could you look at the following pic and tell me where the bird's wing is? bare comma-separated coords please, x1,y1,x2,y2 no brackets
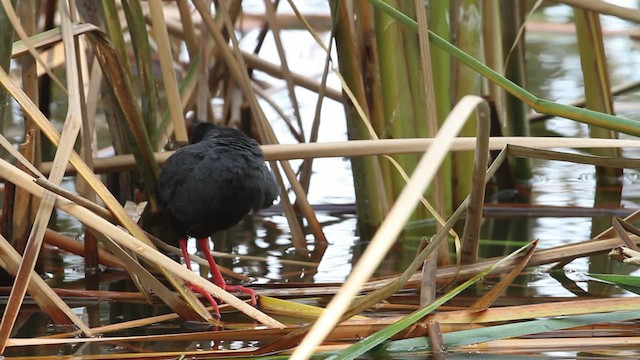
157,148,207,205
258,163,279,210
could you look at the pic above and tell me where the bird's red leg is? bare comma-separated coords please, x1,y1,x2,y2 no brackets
197,237,257,306
180,238,220,318
179,238,193,271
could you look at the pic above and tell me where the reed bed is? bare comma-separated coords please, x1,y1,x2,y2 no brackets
0,1,638,359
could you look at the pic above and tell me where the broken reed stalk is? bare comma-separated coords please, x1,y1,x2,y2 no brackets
459,100,491,264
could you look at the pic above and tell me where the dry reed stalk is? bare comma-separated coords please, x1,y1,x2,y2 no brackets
285,0,336,210
430,297,640,324
195,1,211,122
43,303,228,339
267,162,309,249
611,217,640,252
176,0,198,58
72,11,99,277
211,251,319,268
424,234,640,286
148,0,187,143
14,320,467,349
251,82,302,139
264,137,640,159
595,211,640,240
414,0,447,303
13,0,39,251
12,132,35,247
40,136,640,175
459,102,491,264
459,336,640,352
263,0,304,137
84,59,103,131
50,288,149,300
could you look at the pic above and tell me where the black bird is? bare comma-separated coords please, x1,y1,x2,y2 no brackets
158,123,278,313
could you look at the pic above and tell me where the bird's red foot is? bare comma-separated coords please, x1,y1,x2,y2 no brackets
186,283,221,319
195,237,258,307
222,284,257,307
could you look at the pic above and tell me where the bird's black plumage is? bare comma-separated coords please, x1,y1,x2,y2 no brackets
158,123,279,239
156,123,277,312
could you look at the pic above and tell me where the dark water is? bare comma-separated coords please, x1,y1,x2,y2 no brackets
3,1,640,358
